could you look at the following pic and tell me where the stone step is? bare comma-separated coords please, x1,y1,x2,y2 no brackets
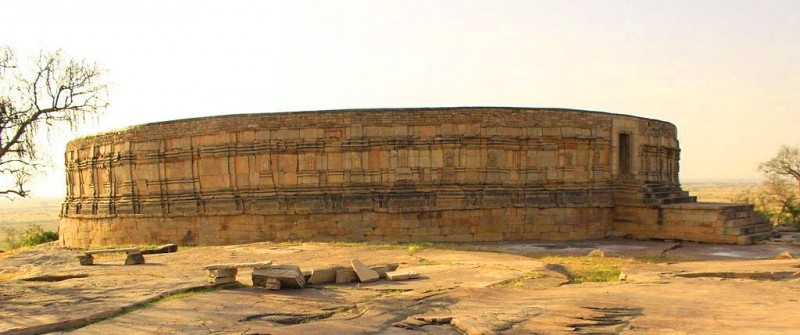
722,211,762,220
644,191,690,199
659,196,697,205
723,216,769,228
613,215,639,223
645,186,684,194
720,204,756,215
723,223,773,236
735,232,772,245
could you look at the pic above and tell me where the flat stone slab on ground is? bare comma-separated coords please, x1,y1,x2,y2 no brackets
6,240,800,335
367,263,401,279
142,244,178,255
202,261,272,270
352,259,380,283
209,276,237,285
386,270,419,281
207,268,238,278
252,267,305,289
85,248,140,255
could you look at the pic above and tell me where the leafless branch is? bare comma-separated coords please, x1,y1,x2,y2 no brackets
0,45,108,199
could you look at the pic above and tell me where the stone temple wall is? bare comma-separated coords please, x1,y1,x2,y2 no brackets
59,107,683,247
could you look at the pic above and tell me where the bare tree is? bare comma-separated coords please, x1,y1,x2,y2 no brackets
739,145,800,227
760,145,800,185
0,46,108,198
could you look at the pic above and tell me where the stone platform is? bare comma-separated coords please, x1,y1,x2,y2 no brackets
57,107,762,246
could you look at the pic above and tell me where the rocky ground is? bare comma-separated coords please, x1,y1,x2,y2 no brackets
1,239,799,335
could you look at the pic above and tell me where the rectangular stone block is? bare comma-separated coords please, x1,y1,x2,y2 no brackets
207,268,238,278
209,276,237,285
386,270,419,281
252,268,305,289
335,269,358,284
351,259,380,283
203,261,272,270
307,266,346,284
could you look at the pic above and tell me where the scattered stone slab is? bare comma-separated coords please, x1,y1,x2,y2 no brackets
415,315,453,323
80,248,144,266
370,265,390,278
203,261,272,285
272,264,302,273
252,266,305,289
386,270,419,281
262,277,282,290
368,263,400,278
336,269,358,284
207,268,238,285
351,259,380,283
85,247,140,255
308,266,346,284
142,244,179,255
202,261,273,270
208,269,238,278
209,276,237,285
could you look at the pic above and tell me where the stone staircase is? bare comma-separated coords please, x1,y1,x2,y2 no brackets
612,180,772,244
640,182,697,205
719,204,773,244
612,180,697,206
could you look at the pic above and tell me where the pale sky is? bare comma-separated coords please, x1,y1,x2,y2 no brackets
1,0,798,198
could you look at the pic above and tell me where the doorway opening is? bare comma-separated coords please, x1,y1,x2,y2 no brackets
618,133,632,177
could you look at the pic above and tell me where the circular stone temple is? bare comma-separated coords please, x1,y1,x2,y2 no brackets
59,107,770,247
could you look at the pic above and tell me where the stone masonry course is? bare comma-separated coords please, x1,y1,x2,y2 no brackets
58,107,770,247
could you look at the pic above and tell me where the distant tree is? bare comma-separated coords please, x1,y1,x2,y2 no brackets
759,145,800,186
737,145,800,228
0,45,108,198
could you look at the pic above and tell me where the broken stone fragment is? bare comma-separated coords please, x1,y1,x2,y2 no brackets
252,267,305,289
262,277,282,290
142,244,178,255
415,315,453,323
209,276,237,285
271,264,302,273
335,269,358,284
369,265,390,279
202,261,272,270
367,263,400,278
124,251,145,265
77,254,94,266
208,268,238,278
351,259,380,283
386,270,419,281
308,266,346,284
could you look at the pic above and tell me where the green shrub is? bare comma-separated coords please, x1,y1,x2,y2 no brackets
2,224,58,249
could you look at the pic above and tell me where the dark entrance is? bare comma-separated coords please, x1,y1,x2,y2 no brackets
618,133,632,177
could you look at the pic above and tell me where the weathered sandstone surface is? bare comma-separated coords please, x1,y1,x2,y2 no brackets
59,108,770,246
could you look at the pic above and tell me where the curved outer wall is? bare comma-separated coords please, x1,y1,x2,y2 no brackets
59,108,680,247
